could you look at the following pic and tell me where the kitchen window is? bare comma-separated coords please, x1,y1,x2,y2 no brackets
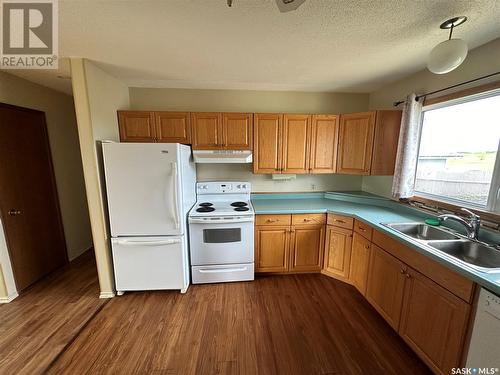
415,89,500,213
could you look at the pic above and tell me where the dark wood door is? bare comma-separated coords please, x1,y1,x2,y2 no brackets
0,104,67,291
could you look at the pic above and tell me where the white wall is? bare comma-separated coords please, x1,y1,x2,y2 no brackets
362,37,500,198
0,218,16,301
129,87,368,192
0,71,92,301
71,58,130,297
197,164,362,192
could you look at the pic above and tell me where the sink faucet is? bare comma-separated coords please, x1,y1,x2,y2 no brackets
438,208,481,240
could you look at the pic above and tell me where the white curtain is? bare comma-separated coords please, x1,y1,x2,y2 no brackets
392,93,423,199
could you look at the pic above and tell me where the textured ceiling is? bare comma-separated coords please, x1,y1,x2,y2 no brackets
8,0,500,95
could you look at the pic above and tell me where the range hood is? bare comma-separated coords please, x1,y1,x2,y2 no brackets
192,150,253,164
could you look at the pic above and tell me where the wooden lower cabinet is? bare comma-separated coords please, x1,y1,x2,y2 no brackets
289,225,325,272
366,244,406,330
323,225,352,280
255,226,290,273
349,232,371,295
399,268,471,375
255,214,325,274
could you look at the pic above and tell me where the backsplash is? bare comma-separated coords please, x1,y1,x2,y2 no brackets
196,164,362,192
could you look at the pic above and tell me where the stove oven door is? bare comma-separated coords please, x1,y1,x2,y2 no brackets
189,217,254,266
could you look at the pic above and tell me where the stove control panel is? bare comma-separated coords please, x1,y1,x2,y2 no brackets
196,181,251,195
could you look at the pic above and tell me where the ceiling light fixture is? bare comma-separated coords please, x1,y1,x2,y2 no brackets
427,16,468,75
226,0,306,13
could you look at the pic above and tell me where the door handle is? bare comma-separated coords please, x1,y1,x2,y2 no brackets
8,209,22,216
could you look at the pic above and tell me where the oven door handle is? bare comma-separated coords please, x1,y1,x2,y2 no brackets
198,267,248,273
189,217,254,224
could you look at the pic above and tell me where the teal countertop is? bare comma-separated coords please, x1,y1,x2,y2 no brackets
251,192,500,295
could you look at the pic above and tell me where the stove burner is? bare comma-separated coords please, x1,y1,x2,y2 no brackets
199,202,213,207
196,207,215,213
231,201,248,207
234,207,249,212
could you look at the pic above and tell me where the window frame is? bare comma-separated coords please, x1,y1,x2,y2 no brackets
411,81,500,217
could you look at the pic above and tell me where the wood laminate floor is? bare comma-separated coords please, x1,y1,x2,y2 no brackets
0,251,107,375
1,254,431,375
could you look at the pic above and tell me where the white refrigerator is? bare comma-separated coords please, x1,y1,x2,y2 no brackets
102,143,196,294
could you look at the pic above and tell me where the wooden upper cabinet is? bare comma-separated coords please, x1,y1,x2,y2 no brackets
289,224,325,272
399,268,470,374
255,226,290,273
222,113,253,150
309,115,339,173
371,110,402,175
349,232,371,295
118,111,156,142
191,112,222,149
281,114,311,174
253,114,282,174
337,112,376,175
323,225,352,281
366,244,407,330
154,112,191,144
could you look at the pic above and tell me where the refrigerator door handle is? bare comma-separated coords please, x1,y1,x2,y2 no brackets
171,162,180,229
115,239,181,246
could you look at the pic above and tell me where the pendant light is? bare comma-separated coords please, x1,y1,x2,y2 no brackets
427,17,468,74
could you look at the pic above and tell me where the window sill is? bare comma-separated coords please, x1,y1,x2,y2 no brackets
410,195,500,226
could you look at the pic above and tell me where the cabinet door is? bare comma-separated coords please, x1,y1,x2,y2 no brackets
323,225,352,280
222,113,253,150
191,112,222,149
281,114,311,174
255,226,290,273
337,112,376,175
118,111,156,142
289,224,324,272
366,244,406,330
253,114,282,174
154,112,191,144
309,115,339,173
370,110,402,175
399,268,470,375
349,232,371,295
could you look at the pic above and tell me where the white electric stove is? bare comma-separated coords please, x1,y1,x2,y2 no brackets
188,181,254,284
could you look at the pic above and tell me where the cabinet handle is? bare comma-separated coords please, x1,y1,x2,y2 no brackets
405,273,411,279
364,245,370,249
291,229,295,233
335,219,346,224
358,227,366,232
303,218,312,222
400,268,405,274
266,219,278,223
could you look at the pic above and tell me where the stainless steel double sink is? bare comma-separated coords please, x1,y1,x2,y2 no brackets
383,223,500,273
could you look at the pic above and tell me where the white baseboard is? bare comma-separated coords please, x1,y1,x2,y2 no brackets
99,291,115,299
0,291,19,303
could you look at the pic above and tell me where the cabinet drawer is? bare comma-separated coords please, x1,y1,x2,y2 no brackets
354,219,373,240
327,214,354,229
292,213,326,226
256,214,292,226
372,230,475,303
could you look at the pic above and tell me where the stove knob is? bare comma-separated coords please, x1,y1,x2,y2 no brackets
236,184,241,189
